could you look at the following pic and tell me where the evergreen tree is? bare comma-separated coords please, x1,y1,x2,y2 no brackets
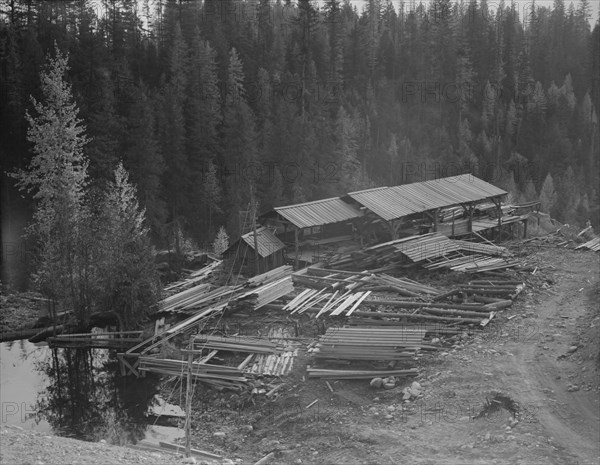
187,33,222,238
212,226,229,256
222,48,258,233
123,84,167,239
11,46,91,323
160,21,189,224
539,172,557,214
96,163,160,329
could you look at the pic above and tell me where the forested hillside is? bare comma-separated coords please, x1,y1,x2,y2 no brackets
2,0,599,249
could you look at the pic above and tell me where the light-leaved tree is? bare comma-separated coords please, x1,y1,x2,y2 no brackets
11,45,90,323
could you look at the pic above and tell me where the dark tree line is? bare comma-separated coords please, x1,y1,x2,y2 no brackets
2,0,599,251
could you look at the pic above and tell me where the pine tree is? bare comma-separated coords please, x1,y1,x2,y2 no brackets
161,21,189,223
222,48,257,229
202,159,223,237
187,33,222,238
85,75,122,181
323,0,344,85
212,226,229,256
539,173,557,214
386,133,398,185
11,45,91,323
334,106,362,191
124,84,167,238
187,33,221,162
96,163,160,329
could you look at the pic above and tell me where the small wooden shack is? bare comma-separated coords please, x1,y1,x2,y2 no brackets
224,226,286,276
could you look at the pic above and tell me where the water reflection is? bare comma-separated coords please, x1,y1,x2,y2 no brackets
33,347,161,445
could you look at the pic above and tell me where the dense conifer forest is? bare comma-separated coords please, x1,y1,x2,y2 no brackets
2,0,599,250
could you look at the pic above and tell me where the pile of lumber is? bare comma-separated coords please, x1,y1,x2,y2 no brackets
246,350,298,376
423,254,518,273
159,265,293,315
326,232,516,273
308,327,434,361
194,334,282,353
576,236,600,252
273,274,529,327
231,276,295,311
137,356,249,390
306,367,418,379
158,284,244,314
292,267,441,298
158,283,211,313
246,265,293,287
163,259,222,293
283,289,372,317
363,274,440,296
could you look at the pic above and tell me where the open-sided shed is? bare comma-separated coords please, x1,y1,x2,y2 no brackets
343,174,508,239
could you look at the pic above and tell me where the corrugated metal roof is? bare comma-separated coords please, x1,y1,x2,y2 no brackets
347,174,506,221
239,227,285,258
346,186,415,219
274,197,363,229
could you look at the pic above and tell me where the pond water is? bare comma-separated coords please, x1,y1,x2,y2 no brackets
0,341,184,447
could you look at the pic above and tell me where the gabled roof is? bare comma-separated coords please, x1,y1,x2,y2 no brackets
231,227,285,258
346,174,507,221
272,197,363,229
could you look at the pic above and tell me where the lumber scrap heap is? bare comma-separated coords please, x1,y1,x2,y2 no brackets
118,266,295,379
576,236,600,252
326,232,517,273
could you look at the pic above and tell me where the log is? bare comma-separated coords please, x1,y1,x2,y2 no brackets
483,300,513,310
0,327,41,343
254,452,276,465
158,441,222,460
28,325,65,343
422,308,493,318
432,289,461,301
262,303,484,323
361,299,490,312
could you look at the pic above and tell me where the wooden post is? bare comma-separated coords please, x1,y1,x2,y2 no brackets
185,336,193,458
433,208,439,232
468,205,474,233
250,185,260,276
523,218,528,239
294,227,299,270
388,219,401,240
494,198,502,238
451,212,455,237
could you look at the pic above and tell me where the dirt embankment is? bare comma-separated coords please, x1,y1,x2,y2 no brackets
0,425,182,465
0,291,46,338
1,248,598,465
